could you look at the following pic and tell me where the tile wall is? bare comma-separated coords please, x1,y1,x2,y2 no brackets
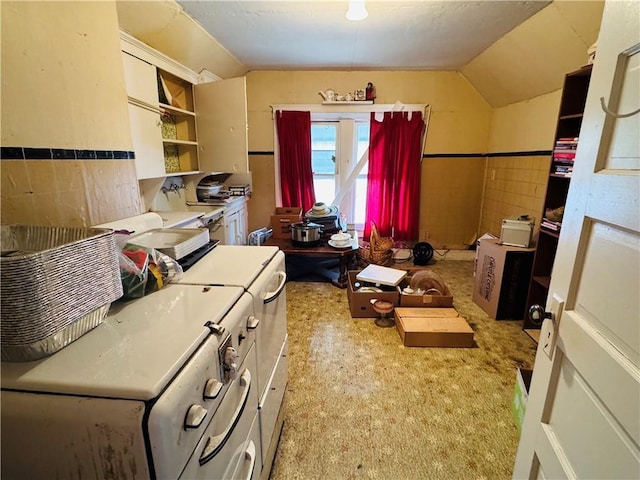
478,155,551,237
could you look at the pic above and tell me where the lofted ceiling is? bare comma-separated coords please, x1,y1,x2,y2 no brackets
117,0,604,107
176,0,550,70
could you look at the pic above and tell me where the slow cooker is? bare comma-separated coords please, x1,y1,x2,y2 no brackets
291,220,323,247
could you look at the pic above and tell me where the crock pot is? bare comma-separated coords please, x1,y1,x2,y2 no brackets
291,220,323,247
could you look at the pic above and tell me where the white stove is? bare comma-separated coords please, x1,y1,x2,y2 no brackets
0,213,287,480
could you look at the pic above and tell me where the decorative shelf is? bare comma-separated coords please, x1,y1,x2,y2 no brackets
321,101,374,105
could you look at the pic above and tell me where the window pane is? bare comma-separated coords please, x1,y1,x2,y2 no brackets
357,123,369,174
354,176,368,224
313,177,335,205
311,124,336,175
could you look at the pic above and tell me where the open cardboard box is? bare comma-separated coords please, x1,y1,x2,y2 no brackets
396,278,454,307
394,307,474,347
347,271,399,318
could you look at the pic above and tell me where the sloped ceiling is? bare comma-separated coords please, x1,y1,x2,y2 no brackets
117,0,604,108
463,0,604,107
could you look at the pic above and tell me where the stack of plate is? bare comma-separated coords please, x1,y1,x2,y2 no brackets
305,202,341,233
127,228,210,260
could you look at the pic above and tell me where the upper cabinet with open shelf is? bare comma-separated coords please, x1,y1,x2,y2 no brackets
120,31,250,180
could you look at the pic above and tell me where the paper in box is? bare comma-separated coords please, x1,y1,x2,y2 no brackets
394,307,474,347
271,207,302,239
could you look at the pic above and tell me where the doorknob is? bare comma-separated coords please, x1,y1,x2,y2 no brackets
528,304,552,326
529,295,565,360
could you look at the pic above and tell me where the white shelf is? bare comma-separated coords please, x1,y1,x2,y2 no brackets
165,170,201,177
162,139,198,146
322,100,373,105
159,102,195,117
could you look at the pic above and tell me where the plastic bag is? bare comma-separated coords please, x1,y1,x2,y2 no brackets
115,232,183,300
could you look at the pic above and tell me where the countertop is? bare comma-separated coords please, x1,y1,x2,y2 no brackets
154,210,205,228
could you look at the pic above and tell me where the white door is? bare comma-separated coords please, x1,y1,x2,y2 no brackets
514,1,640,479
195,77,249,174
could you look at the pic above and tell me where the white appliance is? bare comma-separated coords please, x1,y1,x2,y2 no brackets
175,245,288,473
0,214,287,480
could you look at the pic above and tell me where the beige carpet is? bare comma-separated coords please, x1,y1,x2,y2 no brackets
269,260,537,480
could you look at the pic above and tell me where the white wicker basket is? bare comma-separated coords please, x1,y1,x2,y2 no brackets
1,225,123,362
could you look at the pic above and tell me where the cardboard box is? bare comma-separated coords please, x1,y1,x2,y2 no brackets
472,238,534,320
474,233,497,276
394,307,474,347
347,271,399,318
271,207,302,239
512,368,533,434
397,279,454,307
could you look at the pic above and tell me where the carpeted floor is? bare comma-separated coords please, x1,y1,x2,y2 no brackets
269,260,537,480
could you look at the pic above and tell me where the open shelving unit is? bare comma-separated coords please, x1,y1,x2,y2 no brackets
524,64,593,338
158,70,199,175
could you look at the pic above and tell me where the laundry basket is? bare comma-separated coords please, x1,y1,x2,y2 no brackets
0,225,123,361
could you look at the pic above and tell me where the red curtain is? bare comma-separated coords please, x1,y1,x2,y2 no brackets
275,110,316,212
364,111,425,242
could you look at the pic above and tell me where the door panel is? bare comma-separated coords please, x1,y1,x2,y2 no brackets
573,222,639,362
195,77,249,173
514,2,640,479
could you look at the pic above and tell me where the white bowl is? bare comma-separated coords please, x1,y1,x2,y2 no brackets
331,232,351,242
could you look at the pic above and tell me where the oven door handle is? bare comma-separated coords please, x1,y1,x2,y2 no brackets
198,368,252,466
263,270,287,304
240,440,257,480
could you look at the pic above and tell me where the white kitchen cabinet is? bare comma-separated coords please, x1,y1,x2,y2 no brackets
223,199,248,245
127,103,165,179
122,52,158,106
195,77,249,174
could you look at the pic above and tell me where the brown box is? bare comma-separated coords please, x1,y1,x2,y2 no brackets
271,207,302,239
347,271,399,318
394,307,474,347
472,238,534,320
397,279,454,307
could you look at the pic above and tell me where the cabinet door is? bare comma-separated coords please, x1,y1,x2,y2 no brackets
122,52,159,106
224,211,239,245
195,77,248,174
237,204,248,245
128,103,165,179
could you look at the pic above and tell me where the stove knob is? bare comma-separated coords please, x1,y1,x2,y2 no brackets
184,404,207,429
204,379,223,400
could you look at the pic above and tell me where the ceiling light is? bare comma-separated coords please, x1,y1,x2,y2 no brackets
346,0,368,21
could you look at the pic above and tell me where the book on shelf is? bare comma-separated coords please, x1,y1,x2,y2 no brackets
541,219,562,231
553,151,576,159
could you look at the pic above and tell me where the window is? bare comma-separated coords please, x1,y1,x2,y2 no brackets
311,118,369,227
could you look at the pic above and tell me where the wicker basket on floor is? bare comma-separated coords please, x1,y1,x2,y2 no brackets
358,222,394,266
0,225,123,361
